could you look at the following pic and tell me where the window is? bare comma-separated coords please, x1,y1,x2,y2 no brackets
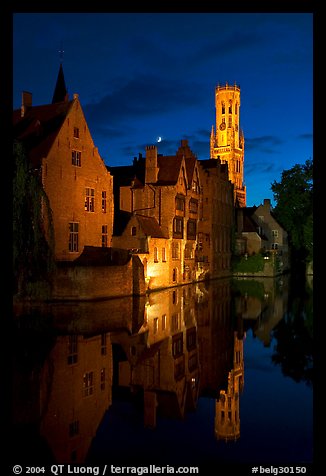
235,103,238,115
153,317,159,334
187,220,197,240
221,102,225,114
102,225,108,247
175,195,185,212
272,230,279,238
73,127,79,139
162,314,166,330
272,243,278,250
187,328,197,351
85,188,95,212
172,268,177,282
228,117,232,128
102,191,107,213
67,335,78,364
83,372,94,397
173,217,183,238
172,333,183,358
172,242,180,259
101,333,107,355
131,226,137,236
171,313,179,332
154,247,158,262
189,198,198,213
100,368,106,391
184,243,193,259
162,247,166,262
229,101,232,114
69,222,79,252
188,353,198,372
69,420,79,438
72,150,81,167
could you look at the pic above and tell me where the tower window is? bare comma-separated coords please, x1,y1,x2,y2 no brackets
222,102,225,114
229,101,232,114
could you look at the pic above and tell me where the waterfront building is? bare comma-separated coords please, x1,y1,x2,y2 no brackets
13,64,114,261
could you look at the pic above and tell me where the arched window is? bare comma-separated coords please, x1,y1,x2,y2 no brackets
221,102,225,114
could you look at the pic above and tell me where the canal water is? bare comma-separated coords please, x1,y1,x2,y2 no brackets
12,274,313,472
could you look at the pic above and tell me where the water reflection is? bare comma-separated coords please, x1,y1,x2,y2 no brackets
12,275,313,465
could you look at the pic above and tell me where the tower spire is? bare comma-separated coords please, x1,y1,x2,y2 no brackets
52,62,68,104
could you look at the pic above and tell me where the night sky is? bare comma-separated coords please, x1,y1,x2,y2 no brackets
13,12,313,207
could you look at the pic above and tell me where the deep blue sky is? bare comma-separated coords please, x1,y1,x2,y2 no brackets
13,12,313,207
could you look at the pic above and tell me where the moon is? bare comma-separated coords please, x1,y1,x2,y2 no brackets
157,136,162,143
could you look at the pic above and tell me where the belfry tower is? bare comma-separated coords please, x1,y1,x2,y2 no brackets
210,83,246,207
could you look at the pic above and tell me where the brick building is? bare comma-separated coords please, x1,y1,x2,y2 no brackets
13,64,114,262
110,140,204,290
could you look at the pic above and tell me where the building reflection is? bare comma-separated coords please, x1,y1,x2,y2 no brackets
111,284,200,428
39,333,112,463
12,277,288,463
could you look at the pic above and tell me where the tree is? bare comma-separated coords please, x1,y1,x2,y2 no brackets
13,140,55,298
271,159,313,269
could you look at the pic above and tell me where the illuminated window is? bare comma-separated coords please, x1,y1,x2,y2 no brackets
102,191,107,213
85,188,95,212
72,150,81,166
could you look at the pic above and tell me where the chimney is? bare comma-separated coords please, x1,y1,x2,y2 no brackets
21,91,32,117
145,145,158,184
263,198,271,209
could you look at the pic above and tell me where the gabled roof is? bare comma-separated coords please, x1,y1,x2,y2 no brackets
135,215,168,239
13,100,74,167
157,155,183,185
